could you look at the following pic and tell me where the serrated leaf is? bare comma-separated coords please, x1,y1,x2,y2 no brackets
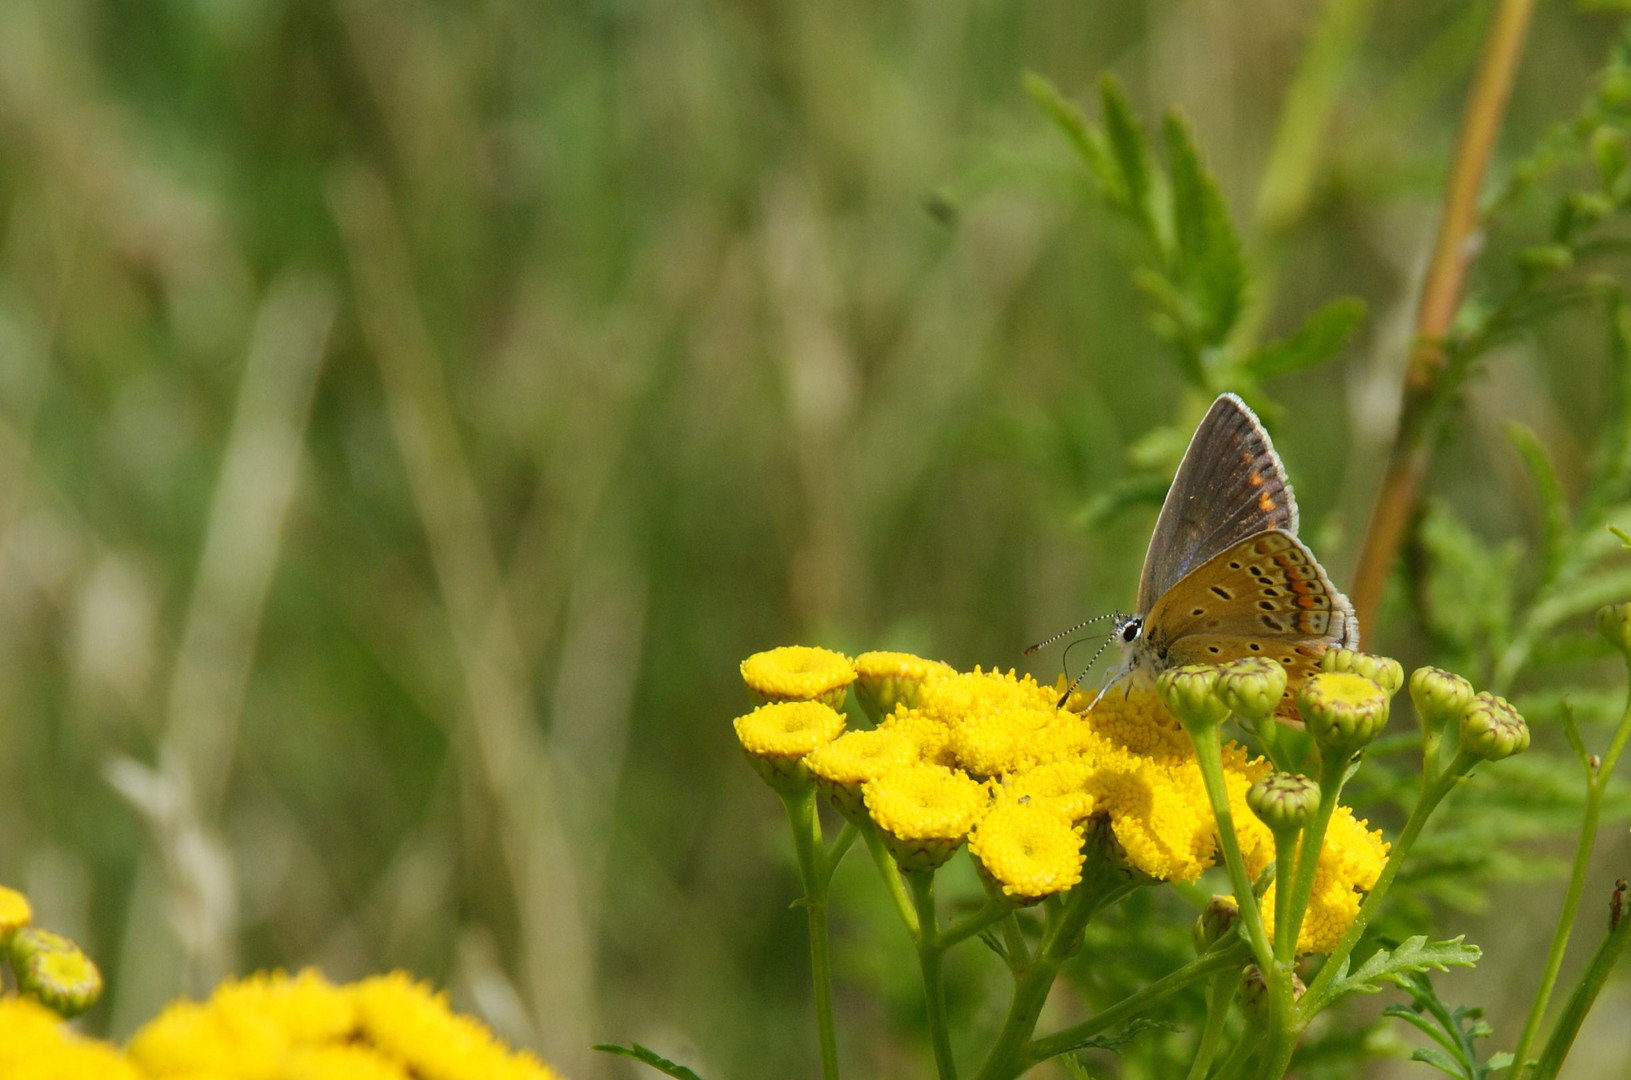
1486,1051,1514,1070
1505,422,1571,581
594,1043,710,1080
1024,73,1118,201
1059,1056,1096,1080
1100,75,1163,243
1244,297,1366,381
1163,109,1246,349
1039,1017,1174,1060
1412,1046,1474,1078
1327,936,1481,1002
1076,473,1171,529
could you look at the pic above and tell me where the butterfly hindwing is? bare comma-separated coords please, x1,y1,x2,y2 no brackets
1136,394,1299,613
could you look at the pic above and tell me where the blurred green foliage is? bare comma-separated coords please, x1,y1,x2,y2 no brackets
2,1,1631,1078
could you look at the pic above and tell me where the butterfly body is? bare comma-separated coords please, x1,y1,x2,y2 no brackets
1102,395,1357,720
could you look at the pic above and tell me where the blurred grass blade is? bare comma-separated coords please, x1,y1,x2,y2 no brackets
594,1043,710,1080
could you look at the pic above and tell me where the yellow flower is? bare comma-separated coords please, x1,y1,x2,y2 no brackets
740,646,855,709
920,669,1082,777
0,996,143,1080
968,799,1085,903
10,929,103,1017
129,995,288,1078
997,759,1096,823
853,651,953,721
876,709,958,767
806,728,917,822
283,1043,411,1080
734,700,846,787
0,884,32,942
863,763,988,871
1260,806,1390,954
351,972,563,1080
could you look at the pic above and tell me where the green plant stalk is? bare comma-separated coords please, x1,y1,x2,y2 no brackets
941,897,1015,951
1510,678,1631,1075
1300,749,1481,1014
1270,824,1302,963
1188,732,1274,968
827,821,860,874
779,786,841,1080
1184,970,1237,1080
909,870,959,1080
1211,1021,1265,1080
1280,752,1349,962
1029,940,1250,1063
1528,893,1631,1080
862,822,920,937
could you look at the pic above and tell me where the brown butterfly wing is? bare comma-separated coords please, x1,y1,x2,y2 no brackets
1136,395,1299,614
1138,530,1359,721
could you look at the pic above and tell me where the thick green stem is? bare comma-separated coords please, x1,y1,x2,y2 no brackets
1281,753,1348,960
862,822,919,937
1302,750,1480,1013
1270,826,1301,963
1184,971,1237,1080
941,898,1014,951
1511,674,1631,1076
1528,892,1631,1080
1188,732,1274,968
909,871,959,1080
779,786,841,1080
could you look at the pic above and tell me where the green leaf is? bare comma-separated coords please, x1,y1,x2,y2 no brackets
1076,473,1171,529
1162,110,1247,348
1504,422,1571,581
1561,700,1591,771
1059,1056,1096,1080
1024,73,1118,202
1100,75,1163,244
1411,1046,1474,1078
1325,935,1481,1003
1039,1017,1174,1060
1611,524,1631,549
594,1044,710,1080
1243,297,1366,381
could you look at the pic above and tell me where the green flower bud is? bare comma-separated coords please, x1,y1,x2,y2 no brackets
9,928,102,1018
1298,671,1390,757
1597,603,1631,657
1320,648,1404,697
1240,965,1304,1023
1408,666,1475,733
1247,773,1322,834
1459,692,1530,761
1156,665,1229,734
1215,658,1288,724
1192,894,1239,954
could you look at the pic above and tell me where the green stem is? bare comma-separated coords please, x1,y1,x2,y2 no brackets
998,911,1030,973
1211,1022,1264,1080
941,898,1014,950
1511,675,1631,1076
779,786,841,1080
1528,892,1631,1080
1281,753,1348,960
1270,826,1300,963
1302,750,1480,1013
1188,731,1274,968
862,822,920,937
1028,942,1249,1065
1184,971,1237,1080
909,871,958,1080
826,821,859,881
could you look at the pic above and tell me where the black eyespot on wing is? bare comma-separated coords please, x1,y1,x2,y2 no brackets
1208,646,1220,654
1257,601,1274,611
1191,607,1205,616
1211,586,1233,600
1249,643,1261,651
1229,561,1241,569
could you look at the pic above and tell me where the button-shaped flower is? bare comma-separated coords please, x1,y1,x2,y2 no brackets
968,799,1085,905
806,728,917,822
1156,665,1229,735
734,700,846,789
1215,658,1288,725
1408,666,1475,733
1298,671,1389,758
0,885,32,947
863,763,987,872
740,646,856,710
852,651,954,722
1320,648,1404,697
10,928,102,1018
1247,772,1321,834
1459,692,1530,761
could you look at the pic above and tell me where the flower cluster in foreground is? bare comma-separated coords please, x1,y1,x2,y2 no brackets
737,646,1388,952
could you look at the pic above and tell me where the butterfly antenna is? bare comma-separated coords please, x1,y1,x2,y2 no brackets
1055,633,1117,709
1024,613,1117,655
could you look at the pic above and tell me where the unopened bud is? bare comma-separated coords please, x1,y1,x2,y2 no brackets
1156,665,1229,734
1299,672,1390,757
1247,773,1321,834
1459,692,1530,761
9,929,102,1017
1215,658,1288,724
1598,603,1631,657
1240,964,1304,1024
1193,894,1239,954
1408,667,1475,733
1321,648,1404,697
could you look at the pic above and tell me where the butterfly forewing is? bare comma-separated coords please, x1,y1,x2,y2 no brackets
1136,394,1298,613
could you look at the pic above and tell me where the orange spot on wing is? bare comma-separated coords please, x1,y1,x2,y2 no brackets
1248,471,1264,488
1257,491,1275,512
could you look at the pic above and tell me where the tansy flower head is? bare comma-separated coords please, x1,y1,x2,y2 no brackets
1298,671,1389,757
920,668,1077,777
1260,806,1389,954
734,700,846,789
864,763,988,872
998,759,1096,823
877,708,959,767
968,799,1085,904
1214,658,1288,724
853,651,953,722
806,728,917,822
1459,692,1530,761
1156,665,1229,733
0,884,31,944
0,996,143,1080
741,646,855,709
351,972,564,1080
1320,648,1405,697
9,928,102,1018
1409,666,1475,733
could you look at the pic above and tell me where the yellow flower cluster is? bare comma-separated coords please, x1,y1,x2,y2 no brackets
0,968,565,1080
734,646,1390,941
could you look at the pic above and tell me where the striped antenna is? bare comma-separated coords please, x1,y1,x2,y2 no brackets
1023,612,1118,655
1054,632,1117,708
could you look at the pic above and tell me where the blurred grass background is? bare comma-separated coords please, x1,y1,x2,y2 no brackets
0,0,1627,1077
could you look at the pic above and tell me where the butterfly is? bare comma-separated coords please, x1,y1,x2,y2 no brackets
1094,394,1358,721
